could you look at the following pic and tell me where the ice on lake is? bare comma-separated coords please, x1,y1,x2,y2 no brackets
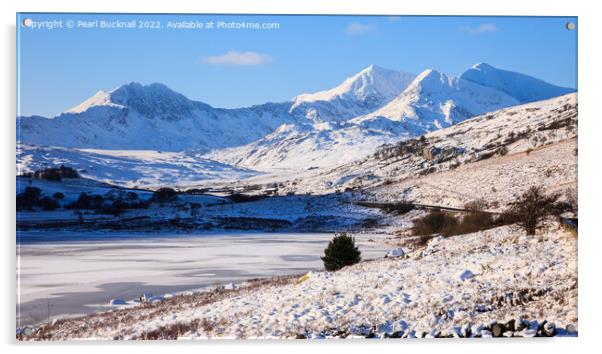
16,232,389,326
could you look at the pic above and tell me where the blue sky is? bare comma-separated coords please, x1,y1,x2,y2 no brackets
17,14,577,117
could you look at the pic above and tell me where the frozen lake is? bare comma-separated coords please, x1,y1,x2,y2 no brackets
16,232,390,327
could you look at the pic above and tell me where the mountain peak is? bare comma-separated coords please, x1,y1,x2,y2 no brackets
63,82,202,120
416,68,442,79
470,62,495,70
461,63,575,103
110,82,182,101
293,65,416,107
407,68,452,91
64,90,124,114
109,82,199,120
360,64,388,74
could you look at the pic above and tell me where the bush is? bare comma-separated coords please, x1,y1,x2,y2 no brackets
450,212,494,235
99,199,149,215
20,165,80,181
126,192,139,200
412,211,458,236
321,232,362,271
229,193,266,203
152,188,178,203
508,186,563,235
66,193,104,210
494,210,522,226
464,199,488,212
40,197,60,211
413,209,499,237
16,186,42,211
52,192,65,201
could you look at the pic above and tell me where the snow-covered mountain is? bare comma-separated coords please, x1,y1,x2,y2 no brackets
209,64,573,170
17,63,576,181
460,63,575,104
18,82,295,152
350,68,521,134
290,65,415,125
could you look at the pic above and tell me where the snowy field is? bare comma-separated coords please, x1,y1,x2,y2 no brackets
25,223,577,339
16,232,390,327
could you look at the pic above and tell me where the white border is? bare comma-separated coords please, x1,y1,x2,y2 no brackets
2,1,600,353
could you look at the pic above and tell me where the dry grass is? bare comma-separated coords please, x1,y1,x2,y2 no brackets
19,274,300,341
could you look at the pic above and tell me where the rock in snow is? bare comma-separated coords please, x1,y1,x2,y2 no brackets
146,296,165,303
459,270,476,281
386,247,406,258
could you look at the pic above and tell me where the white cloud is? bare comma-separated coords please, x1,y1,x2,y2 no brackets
203,51,274,66
461,23,500,35
345,22,376,35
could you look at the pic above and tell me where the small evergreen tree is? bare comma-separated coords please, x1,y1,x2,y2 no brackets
321,232,362,271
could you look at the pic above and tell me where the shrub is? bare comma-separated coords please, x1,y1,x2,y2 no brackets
16,186,42,211
52,192,65,201
450,212,494,235
20,165,80,181
508,186,563,235
152,188,178,203
412,211,458,236
413,209,500,237
99,198,149,215
564,188,578,215
494,210,522,226
126,192,139,200
321,232,362,271
40,197,60,211
229,193,266,203
464,199,488,212
66,193,104,210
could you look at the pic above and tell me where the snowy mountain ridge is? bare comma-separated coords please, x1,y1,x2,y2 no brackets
351,68,521,132
17,63,575,178
461,63,575,104
289,65,416,124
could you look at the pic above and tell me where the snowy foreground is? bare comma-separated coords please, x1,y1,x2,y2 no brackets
21,223,577,340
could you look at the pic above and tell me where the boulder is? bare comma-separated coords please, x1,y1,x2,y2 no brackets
147,296,165,303
459,270,476,281
542,322,556,337
386,247,406,258
491,322,504,337
109,298,127,305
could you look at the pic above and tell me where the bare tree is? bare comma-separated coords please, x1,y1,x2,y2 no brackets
509,186,563,235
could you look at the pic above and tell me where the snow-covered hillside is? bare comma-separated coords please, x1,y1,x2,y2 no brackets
26,223,577,339
17,144,259,188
